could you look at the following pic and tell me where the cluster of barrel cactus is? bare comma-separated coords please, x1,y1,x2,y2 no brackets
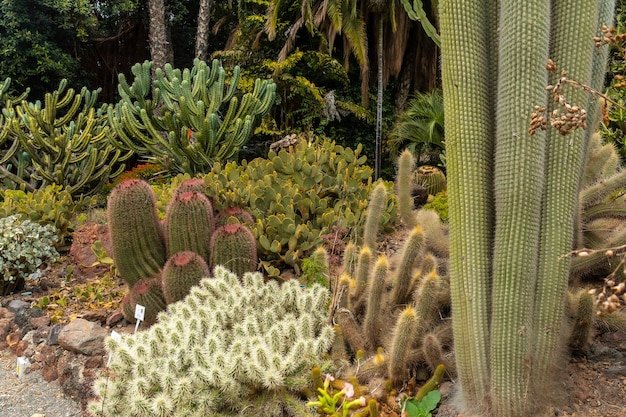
107,59,276,175
107,178,258,324
89,266,334,417
0,78,130,196
330,177,453,397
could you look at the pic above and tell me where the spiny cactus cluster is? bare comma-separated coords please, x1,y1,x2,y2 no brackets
88,266,334,417
107,178,257,324
330,178,453,396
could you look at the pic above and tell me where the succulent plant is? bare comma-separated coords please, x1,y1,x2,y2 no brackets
164,190,215,262
162,251,211,304
89,266,334,417
126,277,167,325
413,165,446,197
210,223,258,278
107,179,166,287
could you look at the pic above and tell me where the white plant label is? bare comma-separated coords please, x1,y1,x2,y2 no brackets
134,304,146,321
134,304,146,333
16,357,28,378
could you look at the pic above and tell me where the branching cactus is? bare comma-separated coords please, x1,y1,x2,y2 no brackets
107,179,166,286
162,251,211,304
210,223,258,278
1,79,130,196
89,266,334,417
107,59,276,174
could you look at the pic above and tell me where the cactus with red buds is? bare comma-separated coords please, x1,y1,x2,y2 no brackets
128,277,167,325
215,206,255,228
107,179,166,286
210,223,258,277
164,190,215,262
162,251,211,304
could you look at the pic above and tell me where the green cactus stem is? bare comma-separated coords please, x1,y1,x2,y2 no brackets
390,226,425,306
388,306,419,384
210,223,258,277
107,179,166,286
397,150,417,228
108,59,276,175
164,190,215,262
566,289,595,354
363,182,388,251
162,251,211,304
363,255,389,350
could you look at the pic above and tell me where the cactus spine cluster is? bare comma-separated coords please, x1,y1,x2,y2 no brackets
89,266,334,417
440,0,615,415
107,178,257,325
413,165,446,197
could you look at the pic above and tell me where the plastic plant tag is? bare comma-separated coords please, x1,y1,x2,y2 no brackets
16,357,29,378
134,304,146,333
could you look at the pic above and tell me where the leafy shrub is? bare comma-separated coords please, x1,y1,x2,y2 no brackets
423,191,448,222
0,214,59,295
89,266,334,417
0,185,96,246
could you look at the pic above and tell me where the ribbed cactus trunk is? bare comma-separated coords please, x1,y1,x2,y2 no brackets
440,1,615,416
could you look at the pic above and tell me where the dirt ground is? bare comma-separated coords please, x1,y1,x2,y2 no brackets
4,222,626,417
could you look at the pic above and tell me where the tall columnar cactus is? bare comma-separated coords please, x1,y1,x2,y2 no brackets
107,59,276,174
164,190,215,261
162,251,211,304
440,0,615,415
362,182,388,251
0,79,130,196
210,223,258,278
107,179,166,286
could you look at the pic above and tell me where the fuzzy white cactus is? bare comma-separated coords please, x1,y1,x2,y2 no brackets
88,266,334,417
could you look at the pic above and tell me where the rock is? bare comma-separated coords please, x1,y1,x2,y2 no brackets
57,351,100,408
0,308,15,348
14,340,30,356
7,299,30,314
47,324,64,345
30,315,51,328
14,306,45,334
58,318,108,356
106,311,124,326
38,345,61,382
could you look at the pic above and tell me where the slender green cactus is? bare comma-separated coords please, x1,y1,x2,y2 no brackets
388,306,419,383
363,255,388,349
397,150,417,227
390,226,425,306
0,79,130,195
164,190,215,262
162,251,211,304
107,179,166,286
362,182,388,250
108,59,276,174
210,223,258,277
440,0,615,414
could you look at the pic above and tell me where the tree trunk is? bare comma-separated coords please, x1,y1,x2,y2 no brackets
148,0,170,70
195,0,212,60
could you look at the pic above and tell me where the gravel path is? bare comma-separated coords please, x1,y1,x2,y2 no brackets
0,350,83,417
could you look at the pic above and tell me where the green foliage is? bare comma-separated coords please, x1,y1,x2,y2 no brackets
89,266,334,417
107,59,276,175
0,184,96,246
1,79,130,196
301,247,330,287
388,90,445,166
422,191,448,222
196,138,397,276
0,0,94,99
399,0,441,47
401,390,441,417
0,214,59,295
